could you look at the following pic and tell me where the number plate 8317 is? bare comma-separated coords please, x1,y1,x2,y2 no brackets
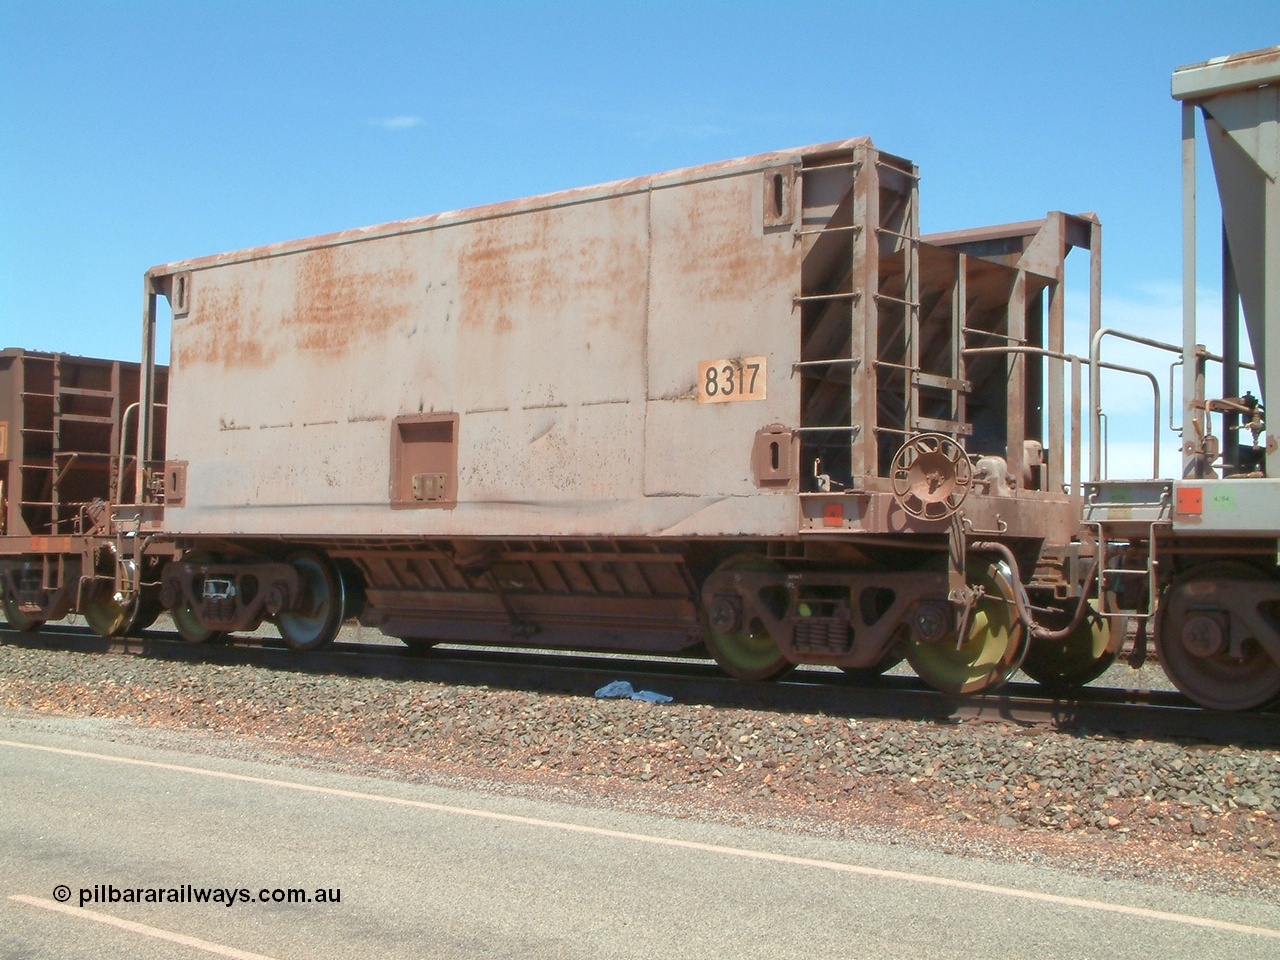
697,356,767,403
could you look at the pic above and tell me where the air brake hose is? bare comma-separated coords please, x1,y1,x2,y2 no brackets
969,541,1100,643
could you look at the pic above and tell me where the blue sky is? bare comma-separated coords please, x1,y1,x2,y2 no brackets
2,2,1275,476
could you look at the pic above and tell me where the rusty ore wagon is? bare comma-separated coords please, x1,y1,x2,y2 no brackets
6,49,1280,712
129,136,1105,696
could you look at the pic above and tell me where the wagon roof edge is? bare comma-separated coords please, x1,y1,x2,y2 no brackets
145,136,882,278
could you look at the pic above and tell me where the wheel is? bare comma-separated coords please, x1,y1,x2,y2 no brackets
2,593,43,633
1021,602,1119,693
131,589,164,633
1155,563,1280,711
168,552,228,643
82,582,139,638
172,602,222,644
276,552,345,651
904,558,1025,695
702,554,793,681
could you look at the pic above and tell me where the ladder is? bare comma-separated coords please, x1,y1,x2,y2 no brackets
17,353,122,535
795,145,965,489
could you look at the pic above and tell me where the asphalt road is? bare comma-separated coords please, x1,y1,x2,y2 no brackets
1,713,1277,960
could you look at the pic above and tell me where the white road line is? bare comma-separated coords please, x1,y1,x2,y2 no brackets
9,895,279,960
4,737,1278,940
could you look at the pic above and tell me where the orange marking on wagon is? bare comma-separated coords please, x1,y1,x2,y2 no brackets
1176,486,1203,515
823,503,843,527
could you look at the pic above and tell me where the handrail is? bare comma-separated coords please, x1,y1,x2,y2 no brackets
116,402,140,506
962,345,1162,483
1090,327,1258,482
1089,328,1178,481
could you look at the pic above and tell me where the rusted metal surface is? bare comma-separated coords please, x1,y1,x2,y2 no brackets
149,140,1087,549
7,58,1275,713
340,539,703,652
0,349,172,628
0,349,160,539
1062,48,1280,712
160,559,303,635
0,348,169,544
151,145,817,539
1172,45,1279,483
1171,46,1280,101
117,138,1110,681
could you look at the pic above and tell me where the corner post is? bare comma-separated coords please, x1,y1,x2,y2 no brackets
136,275,159,504
1180,101,1201,478
1087,220,1102,482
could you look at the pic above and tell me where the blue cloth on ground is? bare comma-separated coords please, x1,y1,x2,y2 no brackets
594,680,673,703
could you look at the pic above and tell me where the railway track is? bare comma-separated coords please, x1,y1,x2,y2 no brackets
4,623,1276,746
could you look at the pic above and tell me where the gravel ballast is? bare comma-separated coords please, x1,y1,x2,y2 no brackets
1,641,1277,900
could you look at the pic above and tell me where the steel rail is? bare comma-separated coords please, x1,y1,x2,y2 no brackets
4,625,1276,746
